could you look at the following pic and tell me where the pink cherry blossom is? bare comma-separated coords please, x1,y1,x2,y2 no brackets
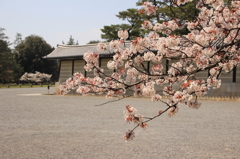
109,40,122,50
97,43,107,52
151,94,162,102
142,1,157,15
118,30,129,40
167,106,179,117
142,21,153,30
143,51,155,61
107,60,117,70
142,85,156,97
187,100,201,109
124,130,135,142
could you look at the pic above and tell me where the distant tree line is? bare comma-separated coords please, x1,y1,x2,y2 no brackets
0,28,58,83
0,28,104,84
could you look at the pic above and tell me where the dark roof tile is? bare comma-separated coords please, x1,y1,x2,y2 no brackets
44,42,130,60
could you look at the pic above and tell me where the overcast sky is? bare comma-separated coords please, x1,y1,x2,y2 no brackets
0,0,139,47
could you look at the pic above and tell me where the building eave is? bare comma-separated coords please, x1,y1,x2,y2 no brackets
43,42,131,60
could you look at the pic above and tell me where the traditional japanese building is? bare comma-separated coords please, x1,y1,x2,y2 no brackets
44,43,240,97
44,44,114,83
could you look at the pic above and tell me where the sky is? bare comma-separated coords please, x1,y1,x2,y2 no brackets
0,0,140,48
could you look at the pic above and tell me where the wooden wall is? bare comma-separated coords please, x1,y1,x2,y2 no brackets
59,58,113,83
59,59,239,84
59,61,72,83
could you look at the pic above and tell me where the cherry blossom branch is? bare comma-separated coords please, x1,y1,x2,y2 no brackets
60,0,240,141
95,94,133,106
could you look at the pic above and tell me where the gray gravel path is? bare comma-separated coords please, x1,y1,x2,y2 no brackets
0,87,240,159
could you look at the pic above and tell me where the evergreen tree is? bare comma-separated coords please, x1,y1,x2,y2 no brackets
0,39,23,83
101,0,199,41
14,35,58,81
62,35,79,45
87,40,101,44
101,9,147,41
0,29,23,83
13,33,23,47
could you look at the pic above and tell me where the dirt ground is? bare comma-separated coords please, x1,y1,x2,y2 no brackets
0,87,240,159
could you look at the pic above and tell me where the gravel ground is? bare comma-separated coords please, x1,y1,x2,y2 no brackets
0,87,240,159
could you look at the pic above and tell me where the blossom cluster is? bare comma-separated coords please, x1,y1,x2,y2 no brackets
20,71,52,83
124,105,147,141
60,72,107,96
142,1,158,15
83,51,99,72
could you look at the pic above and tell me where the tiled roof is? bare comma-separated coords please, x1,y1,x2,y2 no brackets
44,37,223,60
43,44,110,60
44,42,130,60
